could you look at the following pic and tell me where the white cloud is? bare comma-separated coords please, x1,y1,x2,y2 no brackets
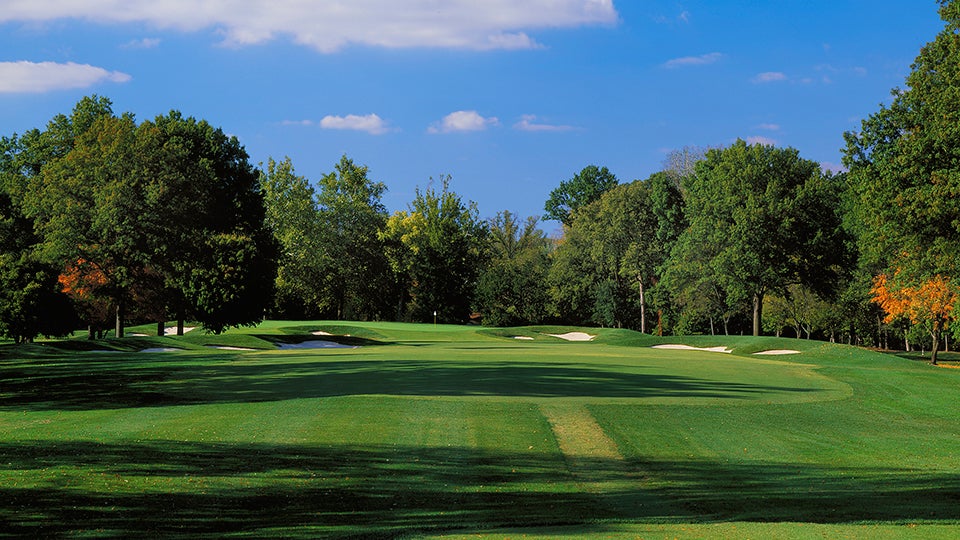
752,71,787,83
122,37,161,49
514,114,575,132
756,123,780,131
320,114,391,135
429,110,499,134
0,61,131,93
0,0,618,52
745,135,777,146
663,52,724,69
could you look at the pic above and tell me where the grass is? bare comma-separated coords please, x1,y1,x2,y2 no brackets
1,322,959,538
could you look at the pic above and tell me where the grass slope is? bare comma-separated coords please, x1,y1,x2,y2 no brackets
1,322,958,538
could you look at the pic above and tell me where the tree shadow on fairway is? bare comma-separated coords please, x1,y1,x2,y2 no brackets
0,357,825,411
2,440,960,537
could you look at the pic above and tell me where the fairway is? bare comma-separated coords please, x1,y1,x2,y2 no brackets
2,322,959,538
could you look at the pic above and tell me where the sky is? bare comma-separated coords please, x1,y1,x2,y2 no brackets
0,1,947,230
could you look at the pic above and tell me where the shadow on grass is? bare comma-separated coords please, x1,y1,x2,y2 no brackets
0,356,823,411
2,440,960,537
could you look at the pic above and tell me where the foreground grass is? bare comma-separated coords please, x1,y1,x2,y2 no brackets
1,322,959,538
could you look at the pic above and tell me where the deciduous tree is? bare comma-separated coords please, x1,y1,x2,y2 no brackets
543,165,619,225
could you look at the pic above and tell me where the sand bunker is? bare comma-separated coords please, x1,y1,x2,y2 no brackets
652,344,733,354
548,332,596,342
276,340,357,350
753,349,801,355
139,347,183,353
311,330,333,336
164,326,196,335
207,346,256,351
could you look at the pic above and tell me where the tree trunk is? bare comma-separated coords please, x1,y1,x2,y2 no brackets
709,316,715,336
752,291,763,337
638,275,646,334
930,320,943,365
88,324,96,340
157,321,165,337
115,301,124,338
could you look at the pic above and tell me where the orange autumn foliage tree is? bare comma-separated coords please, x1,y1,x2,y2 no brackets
59,258,112,338
871,273,957,364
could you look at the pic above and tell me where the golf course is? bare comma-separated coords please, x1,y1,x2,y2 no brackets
1,321,959,538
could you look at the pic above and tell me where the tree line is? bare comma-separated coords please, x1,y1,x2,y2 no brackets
1,1,958,363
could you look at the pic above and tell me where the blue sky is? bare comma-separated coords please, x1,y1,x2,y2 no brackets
0,1,946,230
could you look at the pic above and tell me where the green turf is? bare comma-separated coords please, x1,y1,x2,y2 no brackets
1,322,959,538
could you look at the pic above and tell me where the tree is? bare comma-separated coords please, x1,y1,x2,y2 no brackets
475,211,551,326
381,176,486,323
844,1,960,359
672,140,850,336
24,113,148,337
872,273,957,364
0,189,75,343
259,157,325,318
314,156,393,320
549,179,666,331
10,99,277,336
543,165,619,225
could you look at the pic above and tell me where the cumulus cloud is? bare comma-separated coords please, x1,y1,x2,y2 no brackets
0,0,618,52
320,114,391,135
752,71,788,83
429,110,499,134
0,61,131,93
663,52,724,69
513,114,575,132
756,123,780,131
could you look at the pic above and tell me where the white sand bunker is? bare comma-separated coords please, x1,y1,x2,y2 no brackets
653,344,733,354
312,330,333,336
513,336,535,340
548,332,596,342
139,347,183,353
753,349,801,355
276,340,357,350
164,326,196,335
207,346,256,351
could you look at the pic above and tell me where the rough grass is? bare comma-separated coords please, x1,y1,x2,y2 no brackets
1,322,958,538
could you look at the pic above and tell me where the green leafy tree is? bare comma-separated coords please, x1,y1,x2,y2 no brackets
475,211,551,326
23,113,147,337
843,0,960,359
0,186,76,343
314,156,394,320
549,179,664,331
259,157,325,318
543,165,619,225
672,140,850,336
382,176,486,323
